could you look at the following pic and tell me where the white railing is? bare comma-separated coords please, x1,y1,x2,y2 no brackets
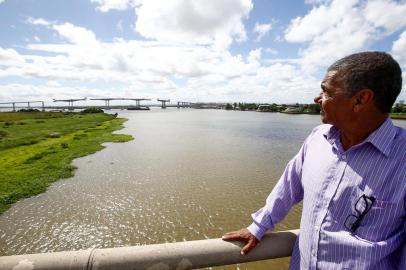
0,229,298,270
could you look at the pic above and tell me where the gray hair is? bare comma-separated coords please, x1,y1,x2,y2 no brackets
327,51,402,113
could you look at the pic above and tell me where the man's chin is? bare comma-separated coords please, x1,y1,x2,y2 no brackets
320,113,329,124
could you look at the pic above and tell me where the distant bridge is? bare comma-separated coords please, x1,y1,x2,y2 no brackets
0,105,191,111
0,101,45,112
0,99,228,112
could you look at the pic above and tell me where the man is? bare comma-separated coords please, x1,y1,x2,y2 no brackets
222,51,406,269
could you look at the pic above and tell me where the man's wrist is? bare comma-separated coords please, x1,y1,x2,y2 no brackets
247,223,268,241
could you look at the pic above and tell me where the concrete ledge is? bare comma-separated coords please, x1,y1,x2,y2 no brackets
0,229,299,270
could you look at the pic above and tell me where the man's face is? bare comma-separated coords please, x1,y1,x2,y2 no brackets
314,71,354,127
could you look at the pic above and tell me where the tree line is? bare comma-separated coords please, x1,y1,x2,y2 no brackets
225,101,405,114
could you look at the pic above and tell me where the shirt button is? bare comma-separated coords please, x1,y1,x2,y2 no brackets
341,155,346,160
315,226,320,232
312,249,317,257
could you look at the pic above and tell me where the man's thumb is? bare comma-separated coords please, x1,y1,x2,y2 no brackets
240,240,255,255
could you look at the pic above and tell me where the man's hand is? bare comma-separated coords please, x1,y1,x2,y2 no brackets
222,228,259,255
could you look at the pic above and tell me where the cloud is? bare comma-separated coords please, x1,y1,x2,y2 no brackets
185,61,319,102
392,31,406,68
0,83,121,104
116,20,123,32
0,16,323,103
25,18,98,46
53,23,98,45
22,37,215,82
284,0,406,73
285,0,368,71
253,22,272,42
285,0,371,44
134,0,253,49
263,64,319,102
7,31,314,103
304,0,332,5
265,48,278,55
19,15,266,99
392,31,406,56
90,0,139,12
0,47,25,65
247,48,262,64
364,0,406,34
26,17,51,26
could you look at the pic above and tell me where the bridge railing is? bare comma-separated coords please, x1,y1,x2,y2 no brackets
0,229,298,270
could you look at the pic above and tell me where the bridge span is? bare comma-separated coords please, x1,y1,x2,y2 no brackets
0,100,228,111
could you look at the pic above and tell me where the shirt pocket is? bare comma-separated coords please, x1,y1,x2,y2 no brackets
350,187,403,243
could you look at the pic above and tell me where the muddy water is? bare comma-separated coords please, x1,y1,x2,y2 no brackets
1,109,405,269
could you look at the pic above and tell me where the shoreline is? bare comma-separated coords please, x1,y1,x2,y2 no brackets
259,110,406,120
390,113,406,120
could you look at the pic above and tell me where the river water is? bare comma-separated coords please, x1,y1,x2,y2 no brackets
1,109,405,269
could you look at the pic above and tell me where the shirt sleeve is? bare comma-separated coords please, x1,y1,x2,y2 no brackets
247,128,317,240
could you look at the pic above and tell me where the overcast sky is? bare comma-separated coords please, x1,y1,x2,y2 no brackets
0,0,406,105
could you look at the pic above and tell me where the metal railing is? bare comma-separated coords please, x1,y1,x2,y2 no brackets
0,229,298,270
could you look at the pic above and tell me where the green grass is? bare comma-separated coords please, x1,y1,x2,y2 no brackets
390,113,406,120
0,112,133,214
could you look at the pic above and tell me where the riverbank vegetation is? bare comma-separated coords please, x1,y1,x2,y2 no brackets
390,102,406,119
390,113,406,119
224,101,406,119
225,102,321,114
0,112,133,215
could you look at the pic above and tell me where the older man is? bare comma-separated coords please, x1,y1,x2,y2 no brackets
223,52,406,269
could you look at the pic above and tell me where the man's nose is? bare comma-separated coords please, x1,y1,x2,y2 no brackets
314,93,322,104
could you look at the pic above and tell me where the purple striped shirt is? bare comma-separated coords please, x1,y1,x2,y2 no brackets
247,118,406,269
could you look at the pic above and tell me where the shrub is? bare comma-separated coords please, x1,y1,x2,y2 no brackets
24,153,46,164
18,109,40,112
81,107,104,113
21,140,39,146
0,130,7,139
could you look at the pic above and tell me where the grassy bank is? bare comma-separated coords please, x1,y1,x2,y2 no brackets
390,113,406,120
0,112,133,215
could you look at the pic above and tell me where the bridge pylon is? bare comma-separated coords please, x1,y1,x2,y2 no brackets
125,98,151,109
157,99,170,109
90,98,125,109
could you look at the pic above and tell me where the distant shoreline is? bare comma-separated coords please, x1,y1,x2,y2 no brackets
254,109,406,120
254,110,406,120
390,113,406,120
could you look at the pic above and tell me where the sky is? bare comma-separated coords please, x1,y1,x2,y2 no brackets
0,0,406,106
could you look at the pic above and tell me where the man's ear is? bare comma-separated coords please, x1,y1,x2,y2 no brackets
353,89,374,112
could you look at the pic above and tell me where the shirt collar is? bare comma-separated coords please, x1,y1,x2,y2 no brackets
323,124,340,149
322,118,397,157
